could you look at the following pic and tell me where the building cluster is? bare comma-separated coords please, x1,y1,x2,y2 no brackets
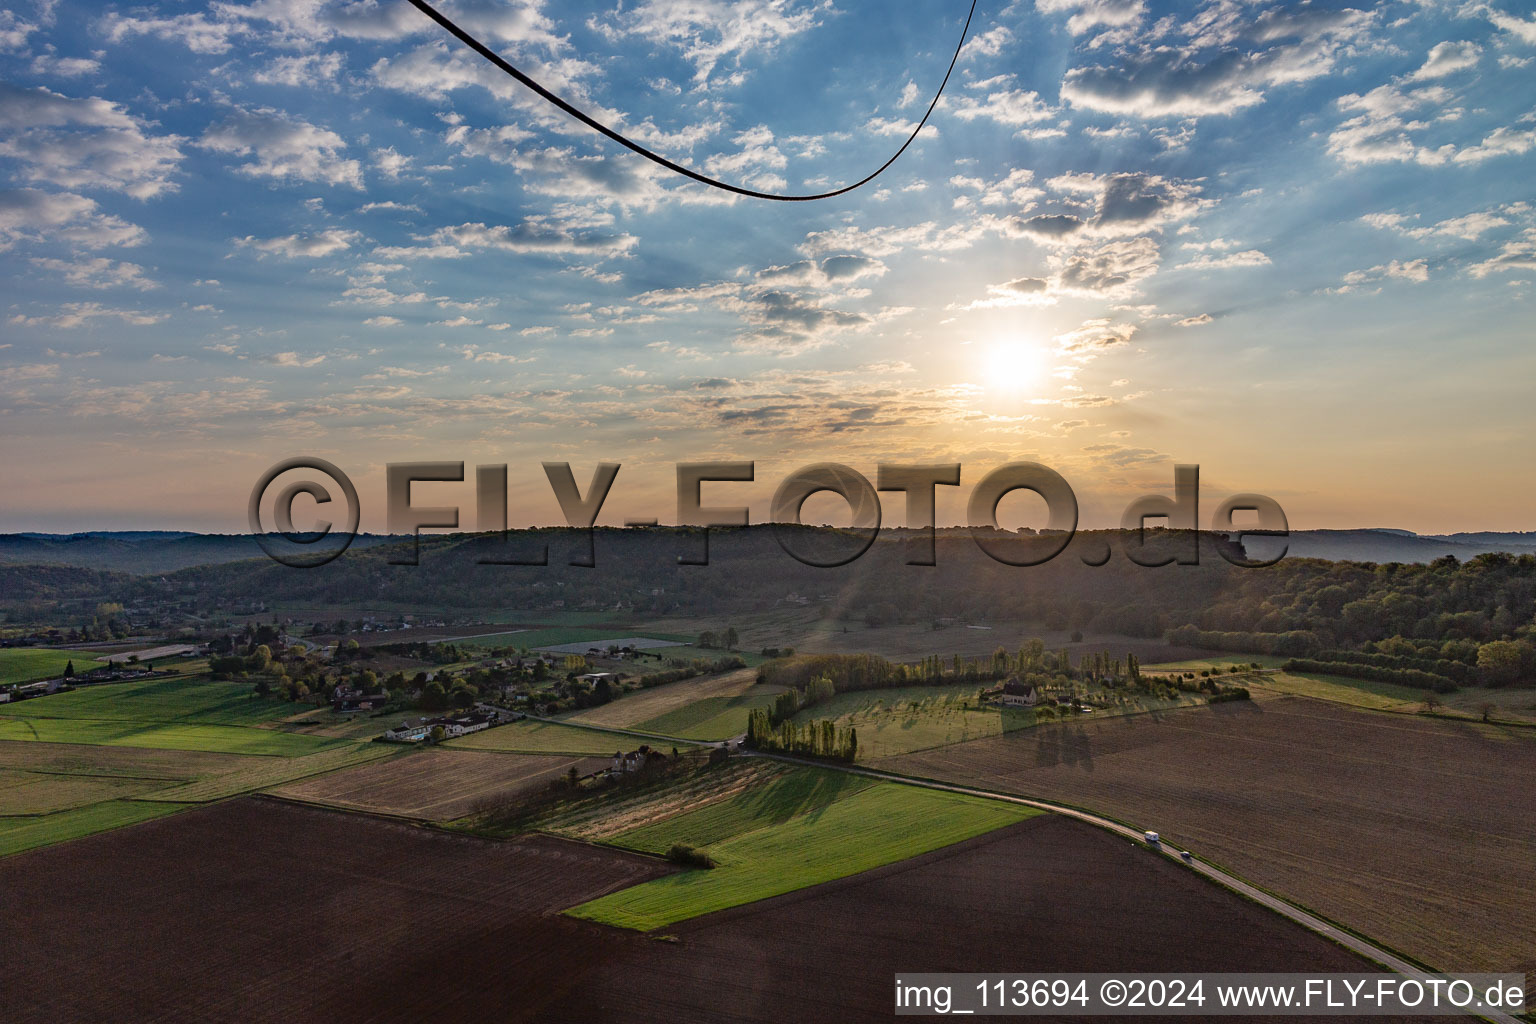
381,707,519,744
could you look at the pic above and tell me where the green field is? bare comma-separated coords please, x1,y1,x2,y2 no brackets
445,718,649,755
0,799,179,858
0,649,107,685
136,742,397,803
2,677,298,727
0,770,165,815
631,689,782,740
0,717,339,755
796,683,1210,761
568,769,1037,931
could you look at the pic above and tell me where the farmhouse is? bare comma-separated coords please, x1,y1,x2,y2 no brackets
999,689,1038,708
610,746,664,773
332,685,389,713
382,720,429,743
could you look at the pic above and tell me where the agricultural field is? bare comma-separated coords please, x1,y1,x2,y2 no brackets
451,627,691,652
0,770,167,815
0,676,353,757
562,667,784,740
566,765,1037,931
880,695,1536,983
549,815,1443,1024
1149,654,1536,725
633,608,1208,664
270,749,607,821
629,689,783,740
520,758,788,842
0,717,339,755
136,742,395,803
445,718,654,756
0,799,180,858
2,676,299,727
784,682,1209,761
0,734,394,856
0,799,1441,1024
0,798,671,1024
0,648,106,684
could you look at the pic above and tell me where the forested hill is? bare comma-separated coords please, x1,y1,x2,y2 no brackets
0,532,398,574
5,527,1533,575
8,527,1530,663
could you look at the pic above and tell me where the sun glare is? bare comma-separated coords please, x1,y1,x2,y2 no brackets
983,339,1048,395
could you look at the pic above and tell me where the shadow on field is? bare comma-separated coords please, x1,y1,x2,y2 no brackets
733,769,866,827
1035,724,1094,770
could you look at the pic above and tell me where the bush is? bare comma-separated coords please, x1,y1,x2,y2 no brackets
665,843,715,869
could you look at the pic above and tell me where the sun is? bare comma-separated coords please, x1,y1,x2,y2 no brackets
982,339,1048,395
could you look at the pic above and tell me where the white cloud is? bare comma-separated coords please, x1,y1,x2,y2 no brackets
590,0,827,85
951,88,1055,127
1175,313,1212,326
1036,0,1146,36
9,302,167,328
1061,5,1375,118
32,256,157,290
0,188,146,250
0,83,183,198
1408,41,1479,81
262,351,326,367
1179,249,1271,269
239,229,361,258
1485,8,1536,45
1468,228,1536,278
199,108,363,188
363,315,403,327
379,219,638,259
252,52,345,88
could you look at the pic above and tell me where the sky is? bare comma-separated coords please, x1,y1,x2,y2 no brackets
1,0,1534,535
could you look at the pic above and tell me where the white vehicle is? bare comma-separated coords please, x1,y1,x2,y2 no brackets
1180,850,1193,863
1143,831,1160,844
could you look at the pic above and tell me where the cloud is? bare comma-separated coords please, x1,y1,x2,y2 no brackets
199,108,363,188
1055,237,1162,295
1468,228,1536,278
1036,0,1146,37
1331,259,1430,292
1409,41,1479,81
1054,317,1137,358
380,219,638,259
591,0,827,85
238,229,361,258
951,88,1054,127
252,52,345,88
1485,8,1536,45
262,351,326,367
0,188,146,250
1175,313,1212,327
755,255,888,288
1179,249,1271,270
32,256,157,290
364,315,402,327
1061,5,1374,118
0,83,183,198
1362,207,1512,241
9,302,167,328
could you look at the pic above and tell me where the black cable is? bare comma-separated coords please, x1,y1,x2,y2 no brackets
404,0,979,202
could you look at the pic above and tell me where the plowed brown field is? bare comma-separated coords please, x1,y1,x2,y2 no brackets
879,696,1536,982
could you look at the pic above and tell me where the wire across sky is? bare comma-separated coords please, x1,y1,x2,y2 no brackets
404,0,980,201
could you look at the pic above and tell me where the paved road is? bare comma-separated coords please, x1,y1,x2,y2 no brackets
533,713,1519,1022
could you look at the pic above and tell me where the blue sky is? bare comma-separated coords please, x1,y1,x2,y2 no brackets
1,0,1534,533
